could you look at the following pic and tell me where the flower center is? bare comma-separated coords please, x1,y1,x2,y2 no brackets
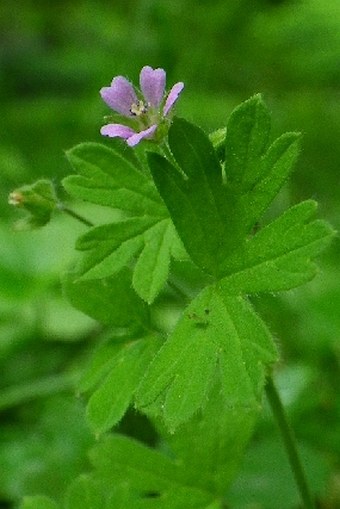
130,100,148,116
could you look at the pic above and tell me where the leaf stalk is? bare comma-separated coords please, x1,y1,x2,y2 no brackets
265,375,316,509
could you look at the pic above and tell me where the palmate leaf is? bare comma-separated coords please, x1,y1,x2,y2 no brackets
139,96,333,431
136,285,278,430
63,142,185,303
148,120,243,276
219,199,335,294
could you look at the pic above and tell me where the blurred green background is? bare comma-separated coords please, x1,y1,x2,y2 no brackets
1,0,339,507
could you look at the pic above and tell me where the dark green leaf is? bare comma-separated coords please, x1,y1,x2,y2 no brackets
63,266,148,327
158,384,257,495
148,119,241,275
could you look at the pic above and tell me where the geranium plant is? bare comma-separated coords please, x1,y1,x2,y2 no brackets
11,66,334,509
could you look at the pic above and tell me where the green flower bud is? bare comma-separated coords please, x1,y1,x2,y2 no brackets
8,179,57,230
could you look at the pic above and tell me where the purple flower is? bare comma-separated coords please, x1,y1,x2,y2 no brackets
100,66,184,146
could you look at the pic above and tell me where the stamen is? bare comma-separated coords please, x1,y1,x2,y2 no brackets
130,100,148,116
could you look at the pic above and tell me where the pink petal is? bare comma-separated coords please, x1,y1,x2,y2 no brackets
163,82,184,116
100,123,136,139
140,66,166,108
127,124,158,146
100,76,138,116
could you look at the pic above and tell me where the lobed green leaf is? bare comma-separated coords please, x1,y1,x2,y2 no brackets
65,475,104,509
64,142,162,216
136,286,277,430
148,119,242,276
219,200,335,294
86,335,162,434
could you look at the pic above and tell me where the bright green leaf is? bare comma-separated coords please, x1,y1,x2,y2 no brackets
136,286,277,430
64,142,183,303
219,200,335,294
75,216,178,302
64,142,162,216
86,335,162,434
132,220,179,303
78,340,128,394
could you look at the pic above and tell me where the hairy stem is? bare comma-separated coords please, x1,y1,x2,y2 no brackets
265,375,316,509
58,203,94,227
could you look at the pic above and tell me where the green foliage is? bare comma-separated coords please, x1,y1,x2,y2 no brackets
83,335,162,435
63,142,185,303
136,287,277,429
2,2,340,507
3,91,336,507
58,95,334,439
219,200,333,294
149,118,242,275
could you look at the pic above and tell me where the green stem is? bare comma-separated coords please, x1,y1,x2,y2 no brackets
161,142,177,166
0,372,79,411
58,203,94,227
265,375,316,509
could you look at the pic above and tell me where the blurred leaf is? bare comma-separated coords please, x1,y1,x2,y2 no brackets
227,438,329,509
65,475,104,509
20,495,59,509
0,395,93,502
9,179,58,230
